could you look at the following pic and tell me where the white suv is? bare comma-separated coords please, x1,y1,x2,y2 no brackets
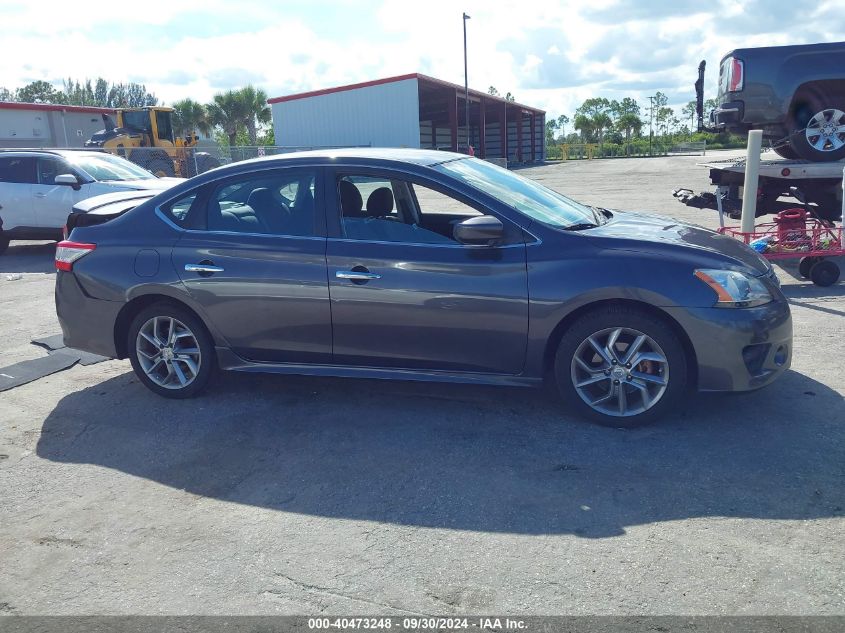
0,150,181,254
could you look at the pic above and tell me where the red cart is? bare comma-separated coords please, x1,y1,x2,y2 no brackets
718,209,843,286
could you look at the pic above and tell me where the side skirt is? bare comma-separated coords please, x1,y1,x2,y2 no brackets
215,348,540,388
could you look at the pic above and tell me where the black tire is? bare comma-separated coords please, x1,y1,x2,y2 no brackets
185,152,221,177
127,303,215,398
143,157,176,178
788,94,845,162
799,256,821,279
130,150,176,177
554,305,689,428
772,143,800,160
809,260,840,287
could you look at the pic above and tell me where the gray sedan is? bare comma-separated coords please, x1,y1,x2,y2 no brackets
54,149,791,426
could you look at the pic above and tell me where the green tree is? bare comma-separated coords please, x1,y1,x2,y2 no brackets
505,92,516,102
545,119,558,145
208,89,248,146
573,113,594,142
94,78,109,106
126,82,157,107
488,86,500,97
238,85,271,145
681,100,697,134
556,114,570,138
0,87,13,101
576,98,613,146
16,80,60,103
172,98,211,137
616,113,643,155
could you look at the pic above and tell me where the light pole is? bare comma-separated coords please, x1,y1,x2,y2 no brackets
463,12,471,153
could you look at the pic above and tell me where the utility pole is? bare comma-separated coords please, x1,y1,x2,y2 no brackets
648,95,655,156
463,12,471,153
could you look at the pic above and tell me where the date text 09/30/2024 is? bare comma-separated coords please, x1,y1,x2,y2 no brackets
307,617,527,630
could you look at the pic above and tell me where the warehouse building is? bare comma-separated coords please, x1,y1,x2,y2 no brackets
0,102,116,148
269,73,546,164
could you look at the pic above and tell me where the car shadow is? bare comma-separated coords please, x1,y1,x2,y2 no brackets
780,278,845,317
0,242,56,274
36,368,844,537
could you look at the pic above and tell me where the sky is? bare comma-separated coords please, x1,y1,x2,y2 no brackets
1,0,842,122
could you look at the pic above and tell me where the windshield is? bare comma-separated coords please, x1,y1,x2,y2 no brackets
70,153,156,181
433,157,597,229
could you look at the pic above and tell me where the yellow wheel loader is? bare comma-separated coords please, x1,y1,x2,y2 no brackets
85,107,220,178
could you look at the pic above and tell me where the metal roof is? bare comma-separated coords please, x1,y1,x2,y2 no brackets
268,73,545,114
0,101,115,115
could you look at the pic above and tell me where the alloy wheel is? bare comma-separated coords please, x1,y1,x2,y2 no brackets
804,108,845,152
570,327,669,417
135,316,202,390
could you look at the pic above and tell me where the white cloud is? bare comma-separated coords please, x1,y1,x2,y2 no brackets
0,0,841,120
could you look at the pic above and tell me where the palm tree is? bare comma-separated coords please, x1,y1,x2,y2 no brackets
616,113,643,155
172,98,211,138
574,114,593,143
238,86,271,145
207,90,248,146
592,112,612,148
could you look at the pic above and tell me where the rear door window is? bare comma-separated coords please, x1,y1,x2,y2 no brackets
206,170,318,237
0,157,37,184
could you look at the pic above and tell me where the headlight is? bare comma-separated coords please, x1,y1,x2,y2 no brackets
694,269,773,308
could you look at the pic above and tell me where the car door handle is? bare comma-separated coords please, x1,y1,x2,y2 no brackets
336,270,381,281
185,263,224,274
34,192,47,198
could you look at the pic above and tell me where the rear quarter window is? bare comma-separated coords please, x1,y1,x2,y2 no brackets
160,192,199,228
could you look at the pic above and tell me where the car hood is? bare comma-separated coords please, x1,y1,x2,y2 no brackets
587,211,770,275
72,190,158,214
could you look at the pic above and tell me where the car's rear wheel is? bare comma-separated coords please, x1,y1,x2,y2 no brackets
789,96,845,162
128,304,214,398
554,306,688,427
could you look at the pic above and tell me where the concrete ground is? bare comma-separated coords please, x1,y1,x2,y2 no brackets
0,150,843,615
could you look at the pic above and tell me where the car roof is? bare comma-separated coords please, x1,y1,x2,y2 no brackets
0,148,112,159
233,147,468,168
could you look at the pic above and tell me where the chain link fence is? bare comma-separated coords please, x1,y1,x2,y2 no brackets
42,144,370,179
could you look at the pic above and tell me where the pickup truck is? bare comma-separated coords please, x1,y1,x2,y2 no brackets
698,41,845,162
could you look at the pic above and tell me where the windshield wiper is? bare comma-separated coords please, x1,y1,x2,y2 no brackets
561,222,599,231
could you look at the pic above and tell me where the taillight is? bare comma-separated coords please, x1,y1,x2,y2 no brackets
55,241,96,271
728,57,744,92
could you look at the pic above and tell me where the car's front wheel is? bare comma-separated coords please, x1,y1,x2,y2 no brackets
554,306,688,427
128,304,214,398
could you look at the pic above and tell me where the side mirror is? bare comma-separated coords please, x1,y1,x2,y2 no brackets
55,174,80,190
453,215,504,245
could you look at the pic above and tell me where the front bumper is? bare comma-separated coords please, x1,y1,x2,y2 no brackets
664,298,792,392
55,271,122,358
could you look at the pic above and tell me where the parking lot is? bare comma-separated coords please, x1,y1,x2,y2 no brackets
0,151,843,615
